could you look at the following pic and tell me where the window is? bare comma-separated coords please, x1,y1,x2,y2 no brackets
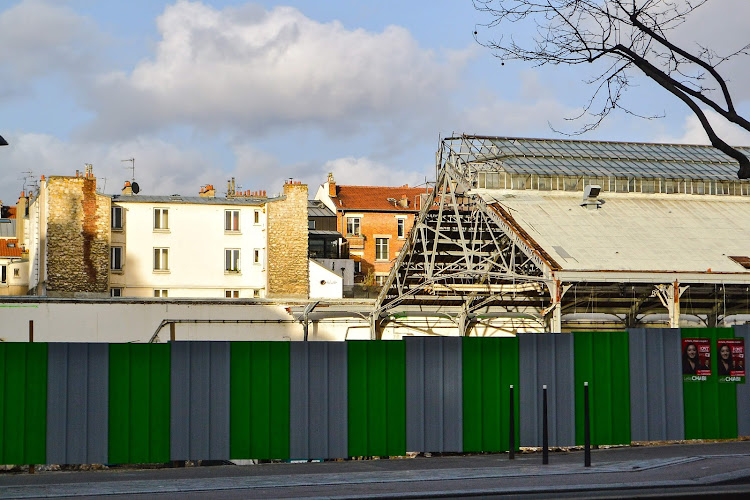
253,289,261,298
308,219,316,230
225,210,240,231
254,210,260,224
110,246,123,271
397,218,405,238
13,268,19,277
154,208,169,230
225,249,240,272
110,288,122,297
154,248,169,271
225,290,239,298
347,217,361,236
111,206,123,230
253,248,261,265
154,289,168,297
1,265,5,284
375,238,389,260
375,275,387,286
354,261,361,274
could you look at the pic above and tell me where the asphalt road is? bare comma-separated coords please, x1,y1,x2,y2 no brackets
1,440,750,499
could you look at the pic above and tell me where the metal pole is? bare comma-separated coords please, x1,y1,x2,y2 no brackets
170,322,175,342
584,381,591,467
542,384,549,465
509,384,515,460
29,320,33,343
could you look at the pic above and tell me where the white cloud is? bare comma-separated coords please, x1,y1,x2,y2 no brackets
659,109,750,146
85,1,470,139
0,0,100,97
318,157,429,188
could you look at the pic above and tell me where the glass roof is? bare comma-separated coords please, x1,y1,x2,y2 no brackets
451,136,750,181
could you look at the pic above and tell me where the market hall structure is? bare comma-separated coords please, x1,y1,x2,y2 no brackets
373,135,750,339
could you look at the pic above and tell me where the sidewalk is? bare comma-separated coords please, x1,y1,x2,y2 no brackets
1,440,749,498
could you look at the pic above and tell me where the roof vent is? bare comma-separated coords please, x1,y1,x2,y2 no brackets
581,184,603,210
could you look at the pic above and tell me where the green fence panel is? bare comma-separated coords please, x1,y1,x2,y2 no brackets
108,344,170,464
462,337,520,453
230,342,290,460
348,341,406,457
574,331,631,446
682,328,738,440
0,343,47,465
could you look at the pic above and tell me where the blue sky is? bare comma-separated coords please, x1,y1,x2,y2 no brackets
2,0,750,205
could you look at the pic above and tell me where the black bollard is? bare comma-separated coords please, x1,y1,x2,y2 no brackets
584,381,591,467
542,384,549,465
509,384,515,460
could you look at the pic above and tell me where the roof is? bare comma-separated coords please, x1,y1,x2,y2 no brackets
308,200,335,217
333,185,430,212
451,136,750,181
0,206,16,219
0,239,22,258
111,195,270,206
479,189,750,274
309,229,342,239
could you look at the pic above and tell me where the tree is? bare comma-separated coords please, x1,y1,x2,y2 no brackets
473,0,750,178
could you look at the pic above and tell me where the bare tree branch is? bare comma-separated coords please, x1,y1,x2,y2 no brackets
473,0,750,178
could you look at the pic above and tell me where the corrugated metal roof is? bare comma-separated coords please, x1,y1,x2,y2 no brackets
309,229,342,238
479,189,750,273
111,195,270,206
456,136,750,181
308,200,335,217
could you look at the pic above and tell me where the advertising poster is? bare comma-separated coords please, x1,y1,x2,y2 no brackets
717,338,745,383
682,338,711,381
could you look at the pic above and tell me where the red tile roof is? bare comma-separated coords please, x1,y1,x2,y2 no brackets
333,185,431,212
0,239,22,258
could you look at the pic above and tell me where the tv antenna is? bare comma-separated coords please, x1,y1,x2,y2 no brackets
121,158,135,181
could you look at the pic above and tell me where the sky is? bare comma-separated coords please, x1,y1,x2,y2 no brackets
2,0,750,205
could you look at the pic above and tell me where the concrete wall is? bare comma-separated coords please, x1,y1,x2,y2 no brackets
267,182,309,298
309,259,343,299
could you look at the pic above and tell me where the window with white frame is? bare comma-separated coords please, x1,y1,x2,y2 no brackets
347,217,361,236
110,288,122,297
225,248,240,272
154,289,168,297
397,218,405,238
353,260,361,274
253,248,261,265
110,246,123,271
375,275,387,286
225,210,240,232
153,208,169,230
154,248,169,271
111,206,123,230
375,237,389,260
225,290,239,298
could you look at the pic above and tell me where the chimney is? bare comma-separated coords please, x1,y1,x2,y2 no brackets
327,172,336,197
199,184,215,197
122,181,133,196
398,194,409,208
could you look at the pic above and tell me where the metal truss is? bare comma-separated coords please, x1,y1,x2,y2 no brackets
374,137,557,322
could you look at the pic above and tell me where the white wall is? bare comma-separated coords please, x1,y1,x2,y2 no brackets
309,259,343,299
112,200,267,298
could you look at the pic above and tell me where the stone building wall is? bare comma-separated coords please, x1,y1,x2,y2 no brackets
267,181,309,298
46,176,110,296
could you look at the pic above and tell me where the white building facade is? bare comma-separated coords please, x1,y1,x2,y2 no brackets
110,195,269,299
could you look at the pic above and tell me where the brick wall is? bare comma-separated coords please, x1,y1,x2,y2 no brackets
267,182,309,298
339,211,416,277
46,176,111,296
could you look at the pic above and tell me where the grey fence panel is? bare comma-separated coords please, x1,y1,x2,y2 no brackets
627,328,684,442
733,325,750,437
170,342,230,461
518,333,576,447
46,343,109,464
405,337,463,453
289,342,348,459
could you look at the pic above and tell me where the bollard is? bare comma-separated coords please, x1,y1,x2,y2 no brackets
542,384,549,465
509,384,515,460
170,322,176,342
584,381,591,467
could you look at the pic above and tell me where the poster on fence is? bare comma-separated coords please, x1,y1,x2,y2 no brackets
717,338,745,383
682,338,711,381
